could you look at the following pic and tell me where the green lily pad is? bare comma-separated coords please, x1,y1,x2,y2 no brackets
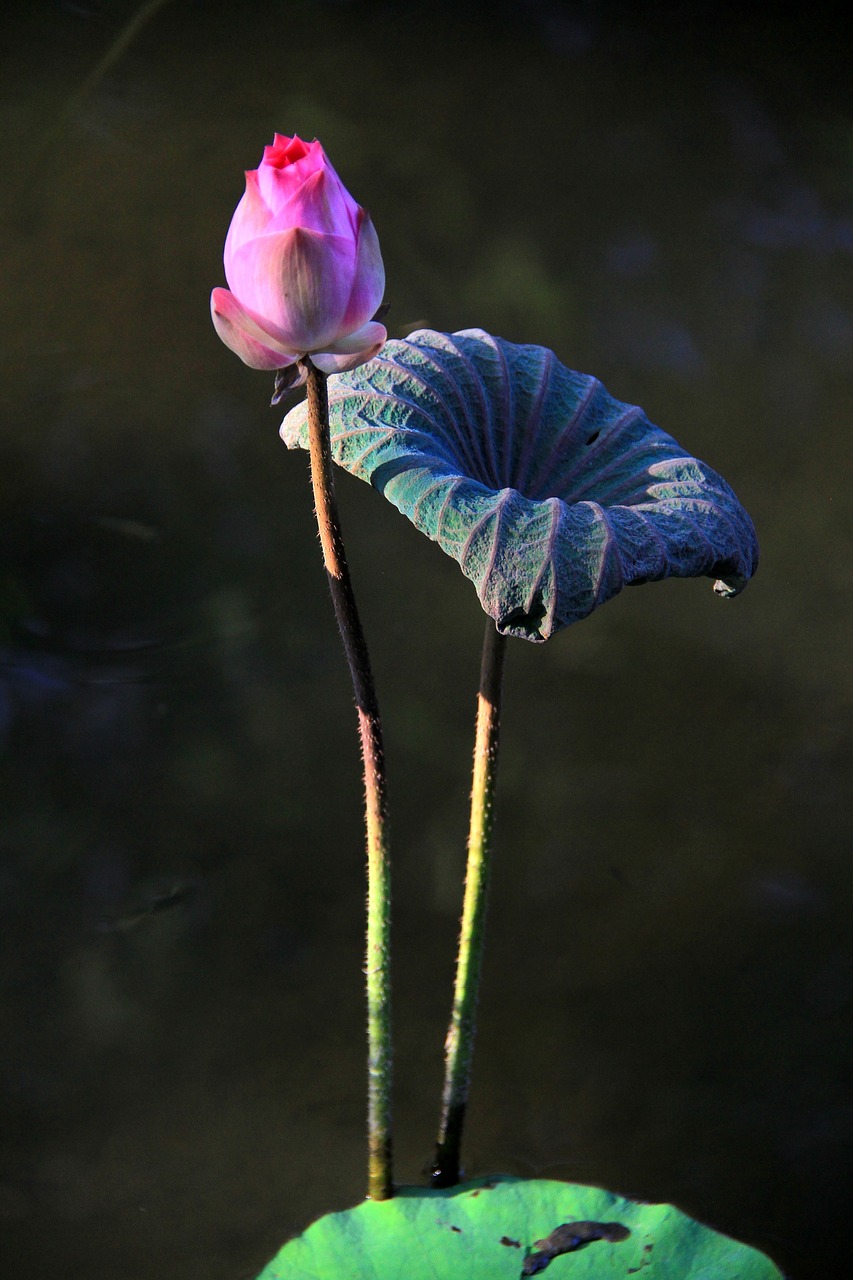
256,1176,783,1279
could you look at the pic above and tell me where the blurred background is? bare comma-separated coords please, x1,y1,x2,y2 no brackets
1,1,850,1276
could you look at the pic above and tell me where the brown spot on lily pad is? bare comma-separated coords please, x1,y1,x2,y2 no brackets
500,1236,521,1248
627,1240,654,1273
521,1220,630,1275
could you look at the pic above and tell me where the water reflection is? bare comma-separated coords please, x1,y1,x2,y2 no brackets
1,3,850,1279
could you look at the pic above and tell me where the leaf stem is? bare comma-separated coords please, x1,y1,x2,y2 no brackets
304,360,393,1201
432,619,507,1187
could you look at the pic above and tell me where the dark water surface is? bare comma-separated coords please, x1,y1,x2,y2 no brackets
1,2,851,1277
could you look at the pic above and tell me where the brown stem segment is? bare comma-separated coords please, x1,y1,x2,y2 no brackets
305,360,393,1201
432,619,507,1187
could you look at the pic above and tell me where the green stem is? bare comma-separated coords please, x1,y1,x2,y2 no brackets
304,361,393,1201
432,619,507,1187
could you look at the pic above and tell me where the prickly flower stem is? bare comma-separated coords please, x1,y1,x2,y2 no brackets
304,360,393,1201
432,620,507,1187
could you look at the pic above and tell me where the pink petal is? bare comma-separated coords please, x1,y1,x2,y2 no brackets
210,288,301,371
311,321,386,374
340,210,385,334
317,320,387,356
263,134,311,167
267,166,353,238
224,170,272,274
258,138,324,210
317,153,362,235
227,227,356,352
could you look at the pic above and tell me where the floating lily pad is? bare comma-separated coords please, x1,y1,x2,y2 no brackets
281,329,758,641
256,1176,783,1279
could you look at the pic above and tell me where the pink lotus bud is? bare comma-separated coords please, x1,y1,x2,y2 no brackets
211,135,386,380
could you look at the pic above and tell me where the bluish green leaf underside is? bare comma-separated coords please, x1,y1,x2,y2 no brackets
256,1176,782,1280
281,329,758,641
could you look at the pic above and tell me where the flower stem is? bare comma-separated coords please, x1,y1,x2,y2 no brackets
432,619,507,1187
304,360,393,1201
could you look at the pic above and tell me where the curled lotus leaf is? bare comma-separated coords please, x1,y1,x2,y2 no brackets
281,328,758,641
